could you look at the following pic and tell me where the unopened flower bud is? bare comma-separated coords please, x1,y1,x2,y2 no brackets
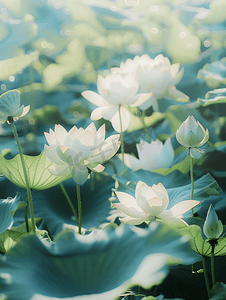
203,204,223,239
176,115,209,159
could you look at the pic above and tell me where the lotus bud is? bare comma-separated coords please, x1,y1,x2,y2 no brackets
203,204,223,239
176,115,209,159
0,90,30,124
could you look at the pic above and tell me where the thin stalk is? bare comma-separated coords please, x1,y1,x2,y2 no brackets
202,256,211,299
9,118,36,233
152,284,158,297
59,182,78,224
29,65,35,111
141,110,150,143
24,198,29,233
118,105,125,171
29,65,38,153
190,157,194,217
77,184,82,234
211,243,216,288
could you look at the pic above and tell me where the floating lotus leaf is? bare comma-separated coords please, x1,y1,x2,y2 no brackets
0,52,38,81
197,59,226,89
0,151,71,190
0,193,25,234
180,224,226,257
0,222,200,300
198,88,226,106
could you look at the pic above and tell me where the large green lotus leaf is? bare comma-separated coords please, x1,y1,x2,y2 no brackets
180,225,226,257
113,168,190,197
0,219,47,253
198,88,226,106
0,222,200,300
165,19,200,64
0,193,25,234
152,155,192,176
29,178,115,236
197,59,226,89
127,111,165,132
0,176,114,238
199,0,226,24
0,151,71,190
0,51,38,81
167,173,221,215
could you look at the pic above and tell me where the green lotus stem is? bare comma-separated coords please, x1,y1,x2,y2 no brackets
9,118,36,233
152,284,158,297
190,157,194,217
24,198,29,233
141,109,150,143
202,256,211,299
29,65,35,111
77,184,82,234
211,243,216,288
59,182,78,224
118,105,125,171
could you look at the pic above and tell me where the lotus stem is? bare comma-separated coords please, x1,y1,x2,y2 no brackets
29,65,35,111
59,182,78,224
202,256,211,299
190,157,194,217
24,198,29,233
118,105,125,171
77,184,82,234
141,109,150,143
9,117,36,233
211,243,216,288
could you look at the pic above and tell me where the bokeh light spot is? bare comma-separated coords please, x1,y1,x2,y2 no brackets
29,118,36,125
9,76,15,82
186,44,193,49
151,27,158,34
150,5,158,11
1,8,7,14
204,40,211,47
41,41,48,48
73,111,80,117
1,84,7,91
125,0,139,6
179,32,186,38
65,30,71,36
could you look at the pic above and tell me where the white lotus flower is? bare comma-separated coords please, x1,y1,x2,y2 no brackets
0,90,30,124
113,181,200,225
111,54,189,110
176,115,209,159
118,138,174,171
44,123,120,185
203,204,223,239
81,72,152,132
